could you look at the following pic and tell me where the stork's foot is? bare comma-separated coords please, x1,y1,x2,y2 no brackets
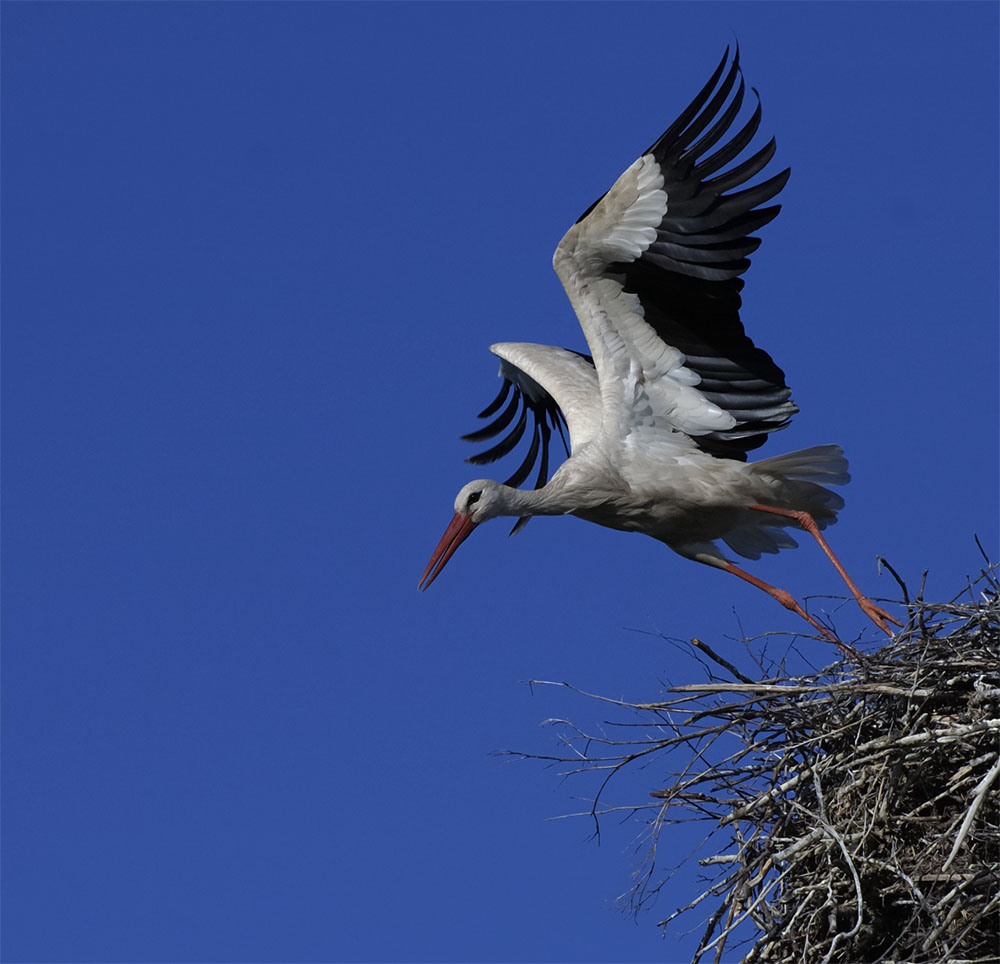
858,597,902,637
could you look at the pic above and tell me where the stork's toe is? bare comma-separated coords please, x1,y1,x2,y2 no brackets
858,597,901,636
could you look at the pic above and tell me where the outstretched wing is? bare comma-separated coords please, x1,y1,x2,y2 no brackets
462,342,601,487
461,343,602,534
553,46,796,461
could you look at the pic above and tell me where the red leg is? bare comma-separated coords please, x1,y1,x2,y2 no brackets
748,504,901,636
724,562,856,655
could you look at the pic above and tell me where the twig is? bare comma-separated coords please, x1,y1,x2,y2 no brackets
941,752,1000,872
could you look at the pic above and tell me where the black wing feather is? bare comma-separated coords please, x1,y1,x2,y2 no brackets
503,423,541,489
691,98,762,180
466,404,528,464
461,389,521,443
462,366,576,487
476,379,511,418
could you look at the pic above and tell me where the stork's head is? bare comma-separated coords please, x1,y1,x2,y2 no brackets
453,479,506,523
419,480,506,590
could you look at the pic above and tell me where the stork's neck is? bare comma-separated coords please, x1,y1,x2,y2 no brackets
492,476,577,518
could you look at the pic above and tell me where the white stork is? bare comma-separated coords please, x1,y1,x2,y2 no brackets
419,48,899,642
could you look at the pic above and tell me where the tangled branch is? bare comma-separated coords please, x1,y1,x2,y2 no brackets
512,564,1000,963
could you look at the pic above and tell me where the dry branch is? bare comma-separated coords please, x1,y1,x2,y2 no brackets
514,565,1000,963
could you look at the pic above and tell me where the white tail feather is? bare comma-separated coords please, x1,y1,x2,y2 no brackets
752,444,850,486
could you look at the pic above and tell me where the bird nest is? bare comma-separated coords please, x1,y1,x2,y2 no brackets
518,563,1000,963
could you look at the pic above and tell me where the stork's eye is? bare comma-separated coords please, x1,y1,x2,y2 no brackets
466,491,482,509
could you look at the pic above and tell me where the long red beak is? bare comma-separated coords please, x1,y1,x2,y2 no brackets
419,512,478,590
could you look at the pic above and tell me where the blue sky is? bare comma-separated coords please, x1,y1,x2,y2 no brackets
3,3,997,962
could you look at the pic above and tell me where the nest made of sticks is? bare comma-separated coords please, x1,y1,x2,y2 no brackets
518,565,1000,963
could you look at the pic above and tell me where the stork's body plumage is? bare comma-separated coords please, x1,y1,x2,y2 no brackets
420,49,898,641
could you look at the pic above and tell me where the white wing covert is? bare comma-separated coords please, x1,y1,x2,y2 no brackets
553,46,798,462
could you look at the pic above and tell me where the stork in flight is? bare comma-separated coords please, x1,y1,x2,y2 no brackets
419,49,899,642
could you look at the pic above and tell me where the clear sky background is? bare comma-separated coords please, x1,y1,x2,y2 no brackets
3,3,997,962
